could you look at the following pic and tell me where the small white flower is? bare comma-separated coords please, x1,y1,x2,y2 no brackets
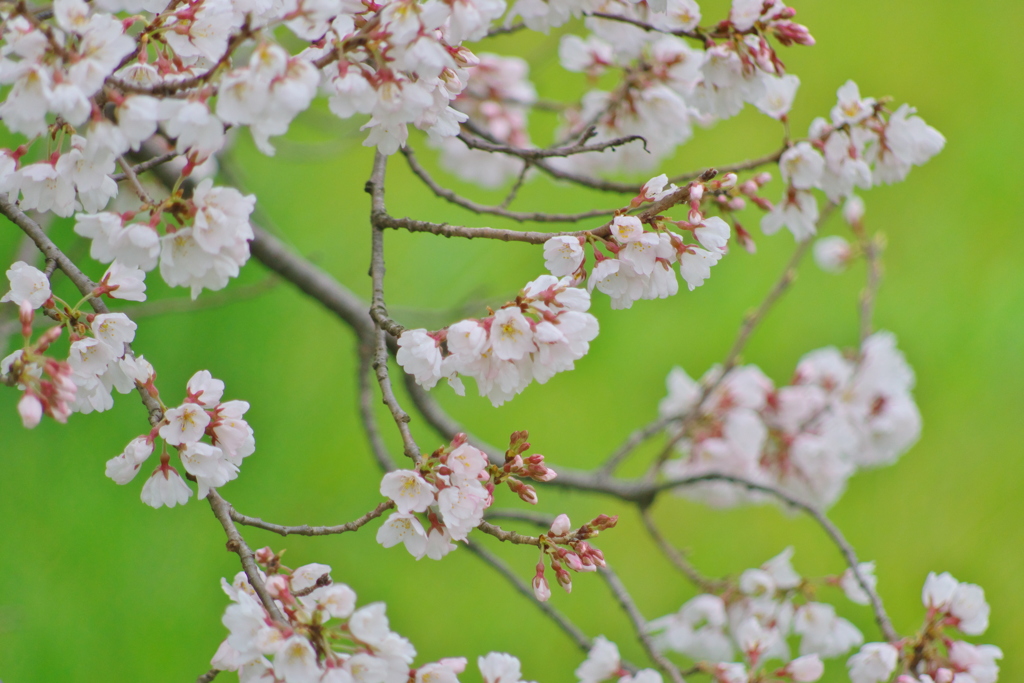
1,261,51,308
847,643,898,683
140,464,193,508
543,236,585,277
376,513,428,560
105,436,153,484
160,402,211,446
380,470,437,514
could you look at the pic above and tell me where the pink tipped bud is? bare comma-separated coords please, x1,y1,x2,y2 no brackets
532,565,551,602
254,547,275,564
735,223,757,254
518,484,538,505
18,393,43,428
739,180,759,196
773,21,815,46
554,566,572,593
689,183,705,202
588,514,618,531
451,432,468,448
728,197,747,211
36,325,63,351
842,195,865,226
563,553,584,571
934,669,953,683
785,654,824,682
265,575,290,599
688,208,703,224
19,300,34,336
717,173,738,190
549,513,571,536
754,172,773,186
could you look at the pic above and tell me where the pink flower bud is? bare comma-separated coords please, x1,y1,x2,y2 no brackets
563,553,584,571
265,574,290,599
689,183,705,201
728,197,747,211
754,172,773,186
549,514,571,536
19,300,33,336
843,195,865,225
785,654,824,682
718,173,738,190
935,669,953,683
588,514,618,531
254,547,275,564
739,180,759,196
18,393,43,428
532,564,551,602
554,566,572,593
688,208,704,224
518,484,538,505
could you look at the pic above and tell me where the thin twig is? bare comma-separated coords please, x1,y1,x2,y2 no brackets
455,130,647,160
196,669,220,683
639,507,724,594
464,539,594,655
230,500,395,537
401,147,617,224
858,229,882,347
367,153,419,463
357,345,400,473
599,565,686,683
207,490,287,624
486,509,556,528
500,162,531,209
111,151,180,182
476,520,543,545
484,21,526,38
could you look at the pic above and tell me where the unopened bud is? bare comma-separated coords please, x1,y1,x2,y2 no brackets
934,669,953,683
18,393,43,429
19,300,34,337
689,183,705,202
36,325,63,351
518,484,538,505
588,514,618,531
254,547,275,564
265,574,290,599
717,173,738,190
549,513,571,536
842,195,865,226
554,565,572,593
563,552,584,571
688,208,703,224
739,180,759,196
754,172,773,186
728,197,747,212
532,564,551,602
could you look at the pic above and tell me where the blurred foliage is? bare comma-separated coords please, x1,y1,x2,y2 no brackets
1,1,1022,681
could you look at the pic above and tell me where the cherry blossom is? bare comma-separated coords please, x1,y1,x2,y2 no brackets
1,261,51,308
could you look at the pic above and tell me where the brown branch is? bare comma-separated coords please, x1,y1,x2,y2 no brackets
486,509,556,528
230,500,395,537
475,520,542,545
464,539,595,656
484,21,526,38
117,155,157,206
599,565,686,683
585,11,708,40
207,490,287,624
400,147,617,225
110,151,180,182
367,153,419,463
196,669,220,683
454,130,647,160
639,507,724,594
357,345,401,473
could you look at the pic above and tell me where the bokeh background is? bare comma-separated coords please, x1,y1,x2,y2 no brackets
2,0,1022,680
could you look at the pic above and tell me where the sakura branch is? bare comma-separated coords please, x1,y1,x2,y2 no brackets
0,0,979,682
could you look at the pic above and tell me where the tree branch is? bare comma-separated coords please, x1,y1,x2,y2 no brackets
598,565,686,683
454,129,647,160
207,490,287,624
464,539,595,656
401,147,617,224
230,500,395,537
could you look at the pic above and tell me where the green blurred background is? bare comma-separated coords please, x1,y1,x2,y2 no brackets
2,0,1022,680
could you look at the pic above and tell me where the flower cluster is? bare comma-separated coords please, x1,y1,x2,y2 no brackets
541,0,813,175
105,370,255,508
650,548,871,682
1,260,154,425
659,331,921,509
74,178,256,299
213,550,536,683
847,572,998,683
377,431,556,558
761,81,944,241
541,173,740,310
396,275,599,406
529,511,617,602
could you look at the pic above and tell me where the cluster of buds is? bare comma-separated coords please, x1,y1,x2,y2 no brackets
2,306,74,427
377,432,557,559
531,512,618,601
